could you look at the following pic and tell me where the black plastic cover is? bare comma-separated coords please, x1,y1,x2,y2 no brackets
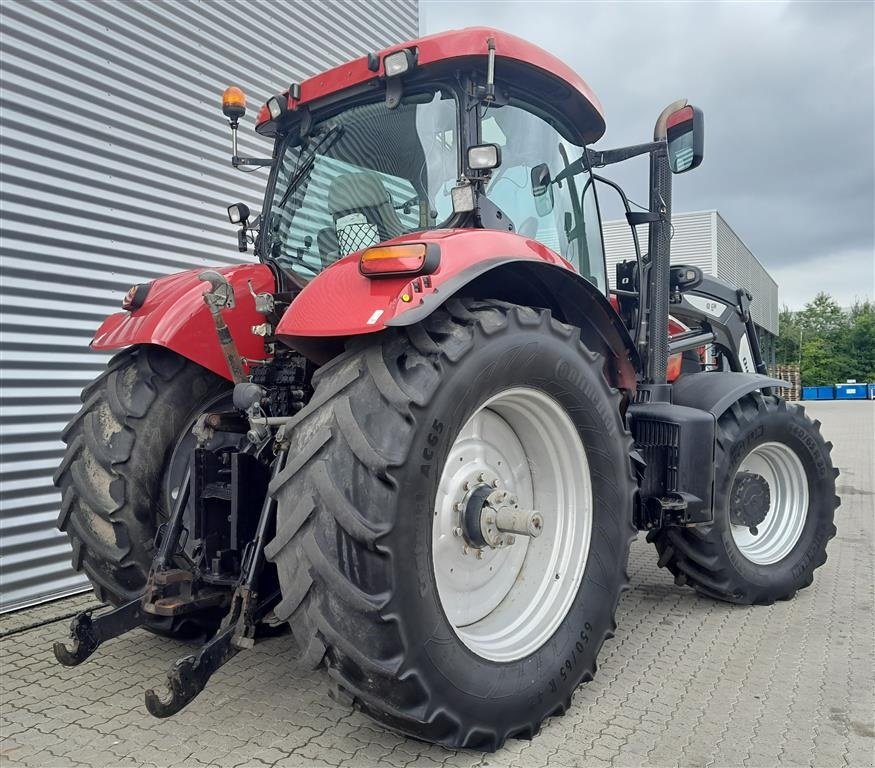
628,402,716,525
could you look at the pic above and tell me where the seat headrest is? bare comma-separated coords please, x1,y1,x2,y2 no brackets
328,172,393,215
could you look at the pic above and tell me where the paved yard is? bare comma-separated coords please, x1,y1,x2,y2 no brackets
1,401,873,768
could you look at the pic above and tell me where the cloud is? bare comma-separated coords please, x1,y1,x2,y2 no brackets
421,0,874,309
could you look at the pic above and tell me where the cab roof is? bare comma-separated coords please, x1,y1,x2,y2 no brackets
255,27,605,144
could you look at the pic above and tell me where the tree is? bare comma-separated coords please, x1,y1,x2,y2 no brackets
797,293,851,386
776,305,801,368
798,292,846,336
775,292,874,386
847,299,875,382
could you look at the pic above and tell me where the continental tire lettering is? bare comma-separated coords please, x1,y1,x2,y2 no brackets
556,359,584,390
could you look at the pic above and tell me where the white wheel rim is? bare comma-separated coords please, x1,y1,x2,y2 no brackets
730,441,809,565
432,387,592,662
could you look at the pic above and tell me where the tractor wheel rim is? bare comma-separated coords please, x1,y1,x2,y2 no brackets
432,387,592,662
730,441,809,565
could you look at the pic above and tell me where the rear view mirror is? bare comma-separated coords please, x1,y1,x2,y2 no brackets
666,105,704,174
531,163,554,216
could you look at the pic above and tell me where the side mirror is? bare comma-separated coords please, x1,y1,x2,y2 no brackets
665,105,704,174
531,163,554,216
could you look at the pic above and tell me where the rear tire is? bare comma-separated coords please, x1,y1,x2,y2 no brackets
650,394,839,604
54,345,232,638
266,299,637,750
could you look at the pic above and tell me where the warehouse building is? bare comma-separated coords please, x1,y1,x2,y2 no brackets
602,210,779,363
0,0,419,612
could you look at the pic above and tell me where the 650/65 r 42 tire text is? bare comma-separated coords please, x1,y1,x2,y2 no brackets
266,299,637,750
54,345,233,638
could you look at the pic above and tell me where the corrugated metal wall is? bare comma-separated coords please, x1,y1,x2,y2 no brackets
0,0,419,612
603,210,718,288
603,209,778,336
714,212,778,336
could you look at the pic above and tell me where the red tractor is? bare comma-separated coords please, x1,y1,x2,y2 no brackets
53,28,838,750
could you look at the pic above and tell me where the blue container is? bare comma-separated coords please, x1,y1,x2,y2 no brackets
835,383,868,400
817,386,835,400
869,383,875,400
802,386,819,400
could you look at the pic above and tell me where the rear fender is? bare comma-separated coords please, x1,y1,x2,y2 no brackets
91,263,276,380
275,229,639,390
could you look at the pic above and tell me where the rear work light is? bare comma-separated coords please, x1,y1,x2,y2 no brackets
383,49,415,77
359,243,439,278
266,95,287,120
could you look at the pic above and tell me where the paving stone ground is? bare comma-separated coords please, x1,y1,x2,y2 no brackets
1,401,872,768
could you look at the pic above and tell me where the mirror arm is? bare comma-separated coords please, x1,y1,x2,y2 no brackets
232,156,274,168
586,141,663,169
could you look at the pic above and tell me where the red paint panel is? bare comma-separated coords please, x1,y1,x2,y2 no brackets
92,264,275,381
275,229,572,341
666,105,694,130
256,27,603,134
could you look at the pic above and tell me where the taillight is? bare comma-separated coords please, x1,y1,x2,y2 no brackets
359,243,439,278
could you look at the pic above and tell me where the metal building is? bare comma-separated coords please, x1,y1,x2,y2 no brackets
602,210,779,360
0,0,419,612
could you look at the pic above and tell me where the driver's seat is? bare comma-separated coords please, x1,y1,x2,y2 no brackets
328,172,406,255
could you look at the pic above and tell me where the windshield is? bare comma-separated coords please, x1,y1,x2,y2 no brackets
263,89,458,276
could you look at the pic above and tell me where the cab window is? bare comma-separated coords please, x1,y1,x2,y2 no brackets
480,106,607,291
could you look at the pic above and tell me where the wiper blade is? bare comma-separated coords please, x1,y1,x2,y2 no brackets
276,125,344,210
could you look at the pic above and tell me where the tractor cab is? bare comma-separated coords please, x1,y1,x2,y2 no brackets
224,28,610,289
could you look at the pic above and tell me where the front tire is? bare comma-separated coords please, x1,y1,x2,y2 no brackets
266,300,636,750
651,393,839,604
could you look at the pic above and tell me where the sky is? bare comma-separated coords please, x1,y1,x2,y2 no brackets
421,0,875,310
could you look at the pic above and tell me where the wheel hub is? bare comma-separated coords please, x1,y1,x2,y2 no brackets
729,471,771,531
729,441,809,565
460,483,544,549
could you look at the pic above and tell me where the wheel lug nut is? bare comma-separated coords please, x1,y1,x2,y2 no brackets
452,527,463,537
462,545,469,555
476,549,483,559
492,479,500,488
505,535,515,545
453,502,463,512
478,472,486,482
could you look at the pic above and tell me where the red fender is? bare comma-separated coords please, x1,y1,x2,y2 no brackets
91,263,275,380
275,229,572,341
